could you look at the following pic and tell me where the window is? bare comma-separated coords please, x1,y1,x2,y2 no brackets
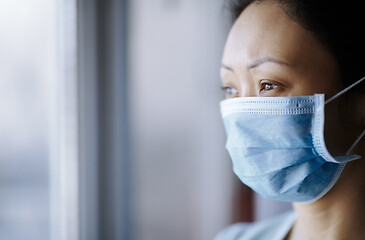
1,1,264,240
0,1,57,239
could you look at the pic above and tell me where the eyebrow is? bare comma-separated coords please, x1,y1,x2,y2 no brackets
221,63,234,71
221,57,290,72
247,57,289,69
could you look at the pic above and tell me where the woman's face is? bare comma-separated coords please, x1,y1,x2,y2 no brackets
220,0,359,156
220,1,342,99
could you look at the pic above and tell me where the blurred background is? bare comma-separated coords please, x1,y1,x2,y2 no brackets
0,0,291,240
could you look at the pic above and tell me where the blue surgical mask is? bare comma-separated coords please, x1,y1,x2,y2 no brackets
220,77,365,203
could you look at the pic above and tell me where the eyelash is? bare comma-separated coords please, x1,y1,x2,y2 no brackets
221,81,281,97
221,86,239,97
259,82,279,92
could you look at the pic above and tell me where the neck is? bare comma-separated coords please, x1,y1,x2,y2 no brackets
289,152,365,240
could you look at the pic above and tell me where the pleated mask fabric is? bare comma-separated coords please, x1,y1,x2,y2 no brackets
220,94,362,203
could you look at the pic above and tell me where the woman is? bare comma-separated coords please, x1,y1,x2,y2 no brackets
216,0,365,239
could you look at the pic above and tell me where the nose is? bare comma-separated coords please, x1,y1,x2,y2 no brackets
240,82,256,97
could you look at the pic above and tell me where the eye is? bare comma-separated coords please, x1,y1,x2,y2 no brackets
221,86,239,98
263,83,278,91
259,80,281,93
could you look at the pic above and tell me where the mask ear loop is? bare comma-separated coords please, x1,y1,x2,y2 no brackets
324,76,365,156
325,76,365,104
345,129,365,155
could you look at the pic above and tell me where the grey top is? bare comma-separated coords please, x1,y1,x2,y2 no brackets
214,211,296,240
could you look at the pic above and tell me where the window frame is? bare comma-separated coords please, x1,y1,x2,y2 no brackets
51,0,130,239
78,0,130,240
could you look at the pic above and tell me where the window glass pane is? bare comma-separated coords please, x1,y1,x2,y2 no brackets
0,1,57,239
129,1,233,239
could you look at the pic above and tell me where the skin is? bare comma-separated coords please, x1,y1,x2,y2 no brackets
220,1,365,239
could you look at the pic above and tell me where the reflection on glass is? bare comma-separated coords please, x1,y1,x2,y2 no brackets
0,1,56,239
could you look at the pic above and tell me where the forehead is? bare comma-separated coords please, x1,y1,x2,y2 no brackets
222,1,316,67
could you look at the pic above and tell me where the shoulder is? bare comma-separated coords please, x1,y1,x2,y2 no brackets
214,211,296,240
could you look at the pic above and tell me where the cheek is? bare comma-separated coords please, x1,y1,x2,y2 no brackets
285,80,322,96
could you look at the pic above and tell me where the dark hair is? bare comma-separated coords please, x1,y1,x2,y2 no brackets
229,0,365,92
